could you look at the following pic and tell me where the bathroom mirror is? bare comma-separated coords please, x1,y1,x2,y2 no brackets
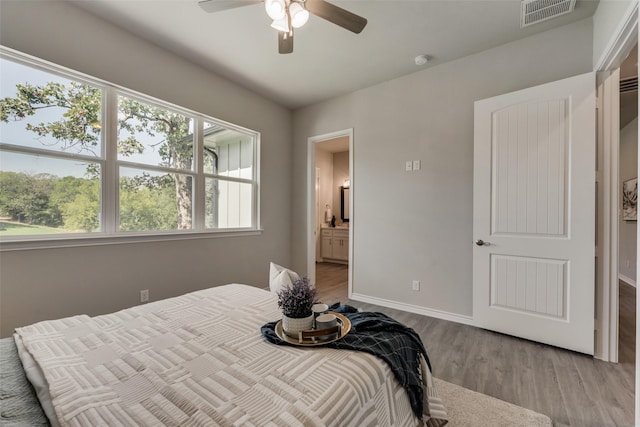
341,186,349,222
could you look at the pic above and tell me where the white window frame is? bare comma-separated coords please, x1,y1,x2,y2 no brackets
0,48,261,251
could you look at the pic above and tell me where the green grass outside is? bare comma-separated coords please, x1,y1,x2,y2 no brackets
0,221,65,235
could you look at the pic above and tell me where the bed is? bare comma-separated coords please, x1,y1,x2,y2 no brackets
3,284,448,426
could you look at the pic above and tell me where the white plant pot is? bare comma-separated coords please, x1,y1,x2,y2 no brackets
282,313,314,338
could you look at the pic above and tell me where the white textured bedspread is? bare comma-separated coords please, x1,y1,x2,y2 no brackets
15,284,442,426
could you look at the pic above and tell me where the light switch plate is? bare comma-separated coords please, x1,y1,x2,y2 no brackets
405,161,413,171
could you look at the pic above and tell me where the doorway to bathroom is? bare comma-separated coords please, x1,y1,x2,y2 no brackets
307,129,353,306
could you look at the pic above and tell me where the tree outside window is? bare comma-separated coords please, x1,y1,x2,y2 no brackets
0,54,257,238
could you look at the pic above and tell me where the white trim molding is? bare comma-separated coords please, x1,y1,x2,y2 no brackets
594,1,639,72
593,2,637,364
619,273,637,288
350,293,475,327
595,69,621,363
0,229,264,252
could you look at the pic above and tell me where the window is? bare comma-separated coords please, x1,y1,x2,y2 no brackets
116,95,196,232
0,50,259,242
203,122,254,229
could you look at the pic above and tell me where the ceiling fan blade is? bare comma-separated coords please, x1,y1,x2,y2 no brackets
198,0,260,13
304,0,367,34
278,31,294,54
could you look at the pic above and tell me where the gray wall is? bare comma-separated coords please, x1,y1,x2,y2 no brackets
592,0,636,68
620,117,638,284
0,1,292,337
291,19,594,317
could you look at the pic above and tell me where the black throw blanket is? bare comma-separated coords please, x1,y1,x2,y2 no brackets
261,304,432,421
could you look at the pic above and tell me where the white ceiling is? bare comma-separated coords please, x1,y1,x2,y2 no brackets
69,0,600,109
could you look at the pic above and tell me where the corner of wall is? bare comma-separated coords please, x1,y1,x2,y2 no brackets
592,0,638,70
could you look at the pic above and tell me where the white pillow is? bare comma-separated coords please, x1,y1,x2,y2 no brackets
269,262,300,294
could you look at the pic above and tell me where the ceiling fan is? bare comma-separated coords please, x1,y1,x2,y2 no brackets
198,0,367,54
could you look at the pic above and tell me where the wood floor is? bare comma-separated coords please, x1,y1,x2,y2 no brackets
314,262,635,427
314,262,349,306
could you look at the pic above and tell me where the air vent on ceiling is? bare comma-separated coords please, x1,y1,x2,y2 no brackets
620,76,638,93
520,0,576,28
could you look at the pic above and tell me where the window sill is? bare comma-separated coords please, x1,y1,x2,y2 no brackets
0,229,264,252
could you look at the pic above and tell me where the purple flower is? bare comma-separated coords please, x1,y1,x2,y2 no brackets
277,276,318,318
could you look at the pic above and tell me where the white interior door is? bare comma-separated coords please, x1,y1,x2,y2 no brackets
473,72,596,355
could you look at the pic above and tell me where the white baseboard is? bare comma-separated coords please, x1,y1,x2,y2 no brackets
349,293,475,326
618,273,636,288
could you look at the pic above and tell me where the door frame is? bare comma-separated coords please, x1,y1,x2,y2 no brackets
594,1,638,363
596,68,621,363
315,167,321,260
306,128,354,294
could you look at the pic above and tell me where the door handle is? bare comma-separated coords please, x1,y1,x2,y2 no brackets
475,239,491,246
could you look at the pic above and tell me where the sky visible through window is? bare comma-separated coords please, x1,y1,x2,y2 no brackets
0,59,95,177
0,57,200,178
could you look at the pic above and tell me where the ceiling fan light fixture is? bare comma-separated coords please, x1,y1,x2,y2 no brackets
271,15,290,32
289,2,309,28
199,0,368,54
265,0,286,20
414,54,430,66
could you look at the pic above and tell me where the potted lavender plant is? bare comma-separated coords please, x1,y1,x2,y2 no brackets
277,277,318,338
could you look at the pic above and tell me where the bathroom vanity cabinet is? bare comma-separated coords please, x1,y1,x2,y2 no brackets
320,228,349,263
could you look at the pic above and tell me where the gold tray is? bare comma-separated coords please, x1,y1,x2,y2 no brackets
275,311,351,347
